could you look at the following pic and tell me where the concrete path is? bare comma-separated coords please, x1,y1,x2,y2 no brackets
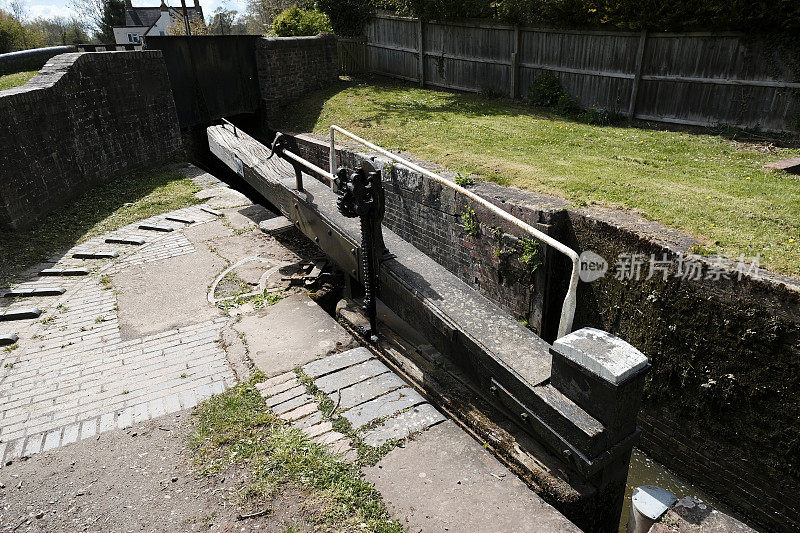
365,421,581,532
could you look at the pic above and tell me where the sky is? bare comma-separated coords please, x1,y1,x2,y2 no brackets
5,0,248,23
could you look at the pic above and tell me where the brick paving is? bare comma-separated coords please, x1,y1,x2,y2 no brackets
255,347,446,459
0,200,235,466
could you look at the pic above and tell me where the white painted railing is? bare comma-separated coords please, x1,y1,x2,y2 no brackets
328,125,580,339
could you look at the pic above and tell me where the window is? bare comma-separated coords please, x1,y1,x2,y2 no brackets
127,33,140,44
159,31,165,36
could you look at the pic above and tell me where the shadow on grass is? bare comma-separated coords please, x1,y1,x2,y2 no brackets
0,167,202,286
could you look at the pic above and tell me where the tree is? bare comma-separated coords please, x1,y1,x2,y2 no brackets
209,6,237,35
243,0,312,35
0,8,25,52
70,0,124,43
167,12,208,35
31,16,90,45
317,0,373,36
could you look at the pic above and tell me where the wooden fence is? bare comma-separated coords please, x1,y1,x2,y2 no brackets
360,14,800,132
337,37,367,75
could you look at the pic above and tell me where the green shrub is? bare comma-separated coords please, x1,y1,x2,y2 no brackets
527,72,564,107
372,0,800,32
273,7,332,37
461,206,479,236
579,108,624,126
555,92,582,116
317,0,374,36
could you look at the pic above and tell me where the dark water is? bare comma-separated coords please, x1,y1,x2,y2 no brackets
618,448,749,532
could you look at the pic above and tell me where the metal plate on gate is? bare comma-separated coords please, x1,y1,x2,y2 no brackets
292,200,361,283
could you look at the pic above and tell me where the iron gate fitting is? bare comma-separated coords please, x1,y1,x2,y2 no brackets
334,161,386,340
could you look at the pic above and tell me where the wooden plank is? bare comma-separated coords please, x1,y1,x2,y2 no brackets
519,63,634,80
639,75,800,89
510,25,520,98
628,30,648,120
418,19,425,86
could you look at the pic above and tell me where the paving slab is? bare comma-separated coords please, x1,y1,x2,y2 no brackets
361,403,446,447
302,347,373,379
236,294,355,376
336,372,407,411
259,215,294,234
195,186,251,208
265,385,307,407
313,358,391,394
343,387,426,430
223,204,277,230
273,394,315,415
364,421,581,533
114,243,225,339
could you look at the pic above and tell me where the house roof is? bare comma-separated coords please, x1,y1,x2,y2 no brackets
123,4,204,29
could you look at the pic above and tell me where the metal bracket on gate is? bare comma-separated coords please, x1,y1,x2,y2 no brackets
333,160,387,340
268,132,305,192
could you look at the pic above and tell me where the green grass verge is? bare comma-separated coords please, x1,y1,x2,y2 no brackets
0,71,37,91
275,78,800,277
189,375,402,532
0,169,201,286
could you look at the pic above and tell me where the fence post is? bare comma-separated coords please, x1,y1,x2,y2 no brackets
510,25,520,98
627,29,648,122
417,18,425,87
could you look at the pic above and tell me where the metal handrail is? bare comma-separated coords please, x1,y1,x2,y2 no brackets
329,125,580,339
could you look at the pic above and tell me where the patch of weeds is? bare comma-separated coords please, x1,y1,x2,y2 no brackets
518,317,529,328
259,289,286,308
3,344,19,352
4,362,14,369
180,373,189,378
100,275,113,290
122,390,130,394
95,315,108,324
296,368,397,467
454,167,475,187
189,374,401,532
690,243,717,256
461,206,479,237
528,72,564,107
518,237,542,272
41,315,54,325
216,288,286,311
56,303,68,312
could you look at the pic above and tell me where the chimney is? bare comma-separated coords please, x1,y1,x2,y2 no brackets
160,0,168,11
124,0,132,7
193,0,199,7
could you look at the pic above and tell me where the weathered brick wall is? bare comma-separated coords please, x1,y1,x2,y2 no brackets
293,134,556,335
256,35,338,121
0,51,181,230
290,132,799,532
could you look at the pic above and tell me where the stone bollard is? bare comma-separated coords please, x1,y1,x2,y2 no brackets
550,327,650,532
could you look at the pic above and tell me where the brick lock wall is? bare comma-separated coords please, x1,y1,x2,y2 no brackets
256,35,338,121
0,51,182,230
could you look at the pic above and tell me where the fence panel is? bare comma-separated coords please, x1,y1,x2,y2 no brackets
423,22,513,94
366,16,419,81
363,14,799,132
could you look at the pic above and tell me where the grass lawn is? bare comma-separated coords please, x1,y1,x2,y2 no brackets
190,375,402,532
275,78,800,277
0,70,37,91
0,168,201,286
